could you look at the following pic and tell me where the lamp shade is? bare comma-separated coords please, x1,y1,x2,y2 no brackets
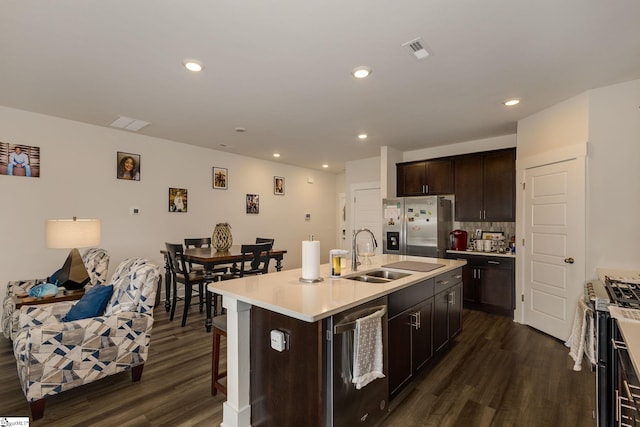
46,218,101,249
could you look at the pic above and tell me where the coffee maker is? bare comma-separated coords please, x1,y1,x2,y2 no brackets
449,230,468,251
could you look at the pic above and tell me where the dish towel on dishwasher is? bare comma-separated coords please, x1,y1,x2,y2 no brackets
352,307,386,390
564,296,596,371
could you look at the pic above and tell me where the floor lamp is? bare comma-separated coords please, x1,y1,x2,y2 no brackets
46,217,101,293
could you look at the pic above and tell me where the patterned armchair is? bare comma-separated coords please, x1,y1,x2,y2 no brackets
13,258,159,420
2,248,110,340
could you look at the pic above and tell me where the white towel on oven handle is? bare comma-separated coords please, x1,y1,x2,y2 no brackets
352,307,386,389
565,296,596,371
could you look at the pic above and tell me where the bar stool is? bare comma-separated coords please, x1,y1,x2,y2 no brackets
211,314,227,396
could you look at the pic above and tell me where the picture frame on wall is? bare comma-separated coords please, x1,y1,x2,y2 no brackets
0,142,41,178
169,188,188,212
246,194,259,214
213,167,228,190
274,176,285,195
117,152,141,181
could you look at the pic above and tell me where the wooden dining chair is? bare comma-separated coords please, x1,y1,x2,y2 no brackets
255,237,274,250
183,238,212,272
165,242,210,327
211,314,227,396
220,243,272,280
185,237,228,316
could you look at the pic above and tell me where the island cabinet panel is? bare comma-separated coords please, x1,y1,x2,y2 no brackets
454,148,515,221
433,283,462,352
388,298,433,399
388,270,461,399
250,307,325,427
397,159,454,196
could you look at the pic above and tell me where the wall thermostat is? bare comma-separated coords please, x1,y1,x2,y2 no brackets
270,329,288,352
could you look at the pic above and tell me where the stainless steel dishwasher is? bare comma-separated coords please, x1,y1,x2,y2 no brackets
326,296,389,427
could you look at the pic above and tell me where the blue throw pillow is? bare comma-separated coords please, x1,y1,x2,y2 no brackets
62,284,114,322
49,269,61,286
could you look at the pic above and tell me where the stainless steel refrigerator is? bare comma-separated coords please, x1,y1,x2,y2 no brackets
382,196,452,258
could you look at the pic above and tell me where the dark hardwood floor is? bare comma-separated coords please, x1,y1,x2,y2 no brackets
381,310,596,427
0,306,594,426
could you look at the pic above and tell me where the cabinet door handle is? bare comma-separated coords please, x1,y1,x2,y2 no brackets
479,210,482,219
410,311,421,329
487,261,500,265
437,280,449,285
425,184,429,194
454,274,462,279
448,292,454,305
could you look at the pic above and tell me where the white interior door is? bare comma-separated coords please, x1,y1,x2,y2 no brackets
337,192,348,250
353,187,382,255
523,158,585,340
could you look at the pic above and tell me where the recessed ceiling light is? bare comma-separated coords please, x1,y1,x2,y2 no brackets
351,66,371,79
273,153,280,158
504,99,520,106
322,164,329,168
358,133,368,140
183,60,204,72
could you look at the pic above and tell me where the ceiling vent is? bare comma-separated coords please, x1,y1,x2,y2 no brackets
110,116,150,132
402,38,430,60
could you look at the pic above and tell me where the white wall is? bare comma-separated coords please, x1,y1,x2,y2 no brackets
516,92,590,158
516,79,640,278
0,106,337,303
587,80,640,271
402,134,517,162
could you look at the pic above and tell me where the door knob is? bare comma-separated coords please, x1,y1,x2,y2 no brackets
564,257,575,264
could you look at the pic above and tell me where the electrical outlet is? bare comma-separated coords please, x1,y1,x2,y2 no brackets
270,329,288,352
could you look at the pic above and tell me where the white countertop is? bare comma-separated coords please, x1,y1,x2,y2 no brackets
447,249,515,258
608,306,640,376
208,254,466,322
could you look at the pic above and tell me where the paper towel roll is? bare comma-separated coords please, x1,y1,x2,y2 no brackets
301,240,321,280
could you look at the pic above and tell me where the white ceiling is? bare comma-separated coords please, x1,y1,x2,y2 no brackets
2,1,639,172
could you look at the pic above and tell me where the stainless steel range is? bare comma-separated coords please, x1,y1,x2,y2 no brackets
586,270,640,427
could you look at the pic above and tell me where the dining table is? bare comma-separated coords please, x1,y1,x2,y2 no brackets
160,245,287,331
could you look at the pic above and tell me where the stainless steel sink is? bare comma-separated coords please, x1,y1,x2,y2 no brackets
344,269,411,283
363,270,411,280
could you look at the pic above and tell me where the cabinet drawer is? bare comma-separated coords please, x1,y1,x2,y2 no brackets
388,278,434,318
478,257,514,270
434,268,462,293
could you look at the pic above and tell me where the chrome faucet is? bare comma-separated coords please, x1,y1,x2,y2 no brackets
352,228,378,271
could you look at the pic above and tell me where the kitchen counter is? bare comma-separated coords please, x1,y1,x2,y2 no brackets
208,254,466,322
609,307,640,378
208,254,466,427
447,249,515,258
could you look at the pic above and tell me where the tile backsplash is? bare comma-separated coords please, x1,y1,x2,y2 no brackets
453,221,515,243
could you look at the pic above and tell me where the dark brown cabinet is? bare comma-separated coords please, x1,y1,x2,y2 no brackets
388,297,433,398
434,282,462,352
455,254,515,316
397,159,453,196
454,148,516,221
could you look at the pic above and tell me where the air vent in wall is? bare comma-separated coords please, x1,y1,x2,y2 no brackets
402,38,430,60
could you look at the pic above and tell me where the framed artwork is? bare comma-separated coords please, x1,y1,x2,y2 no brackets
117,152,141,181
274,176,285,195
246,194,259,214
213,167,228,189
169,188,188,212
0,142,41,178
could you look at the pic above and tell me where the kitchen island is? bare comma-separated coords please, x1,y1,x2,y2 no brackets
208,254,466,427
